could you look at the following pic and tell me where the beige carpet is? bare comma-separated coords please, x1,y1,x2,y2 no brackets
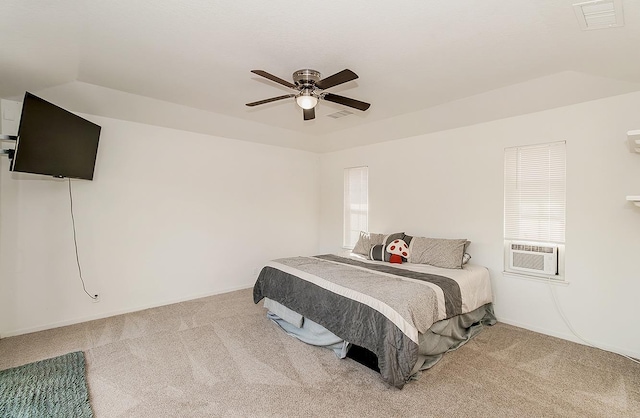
1,288,638,417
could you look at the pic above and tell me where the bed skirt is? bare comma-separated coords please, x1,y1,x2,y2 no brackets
264,299,495,378
413,303,496,374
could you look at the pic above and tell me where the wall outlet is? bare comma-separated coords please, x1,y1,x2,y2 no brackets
91,294,100,303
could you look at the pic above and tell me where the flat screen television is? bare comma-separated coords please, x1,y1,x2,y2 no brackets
10,92,101,180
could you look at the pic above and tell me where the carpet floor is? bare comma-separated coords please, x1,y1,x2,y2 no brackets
0,288,638,417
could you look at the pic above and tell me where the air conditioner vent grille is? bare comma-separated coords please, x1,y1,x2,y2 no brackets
512,252,545,271
511,244,554,253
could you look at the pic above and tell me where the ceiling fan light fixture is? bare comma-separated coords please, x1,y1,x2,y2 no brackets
296,92,318,110
247,69,370,120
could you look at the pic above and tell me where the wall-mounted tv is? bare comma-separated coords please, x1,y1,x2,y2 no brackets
10,92,101,180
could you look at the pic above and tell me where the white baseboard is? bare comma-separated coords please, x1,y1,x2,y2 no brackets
5,291,638,362
496,316,640,360
0,283,254,339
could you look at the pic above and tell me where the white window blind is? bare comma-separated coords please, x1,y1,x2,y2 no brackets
343,166,368,248
504,141,566,244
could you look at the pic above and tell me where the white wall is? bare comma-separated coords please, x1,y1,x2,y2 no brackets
319,91,640,358
0,114,320,337
3,89,640,359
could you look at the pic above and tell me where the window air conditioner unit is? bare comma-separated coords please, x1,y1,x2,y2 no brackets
508,242,558,276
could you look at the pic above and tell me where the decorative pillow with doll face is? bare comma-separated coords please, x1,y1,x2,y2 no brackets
369,232,406,262
386,239,409,264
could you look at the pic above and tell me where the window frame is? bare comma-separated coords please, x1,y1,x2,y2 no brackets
503,141,567,282
343,166,369,249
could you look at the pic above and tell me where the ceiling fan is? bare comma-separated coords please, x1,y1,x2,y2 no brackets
246,69,371,121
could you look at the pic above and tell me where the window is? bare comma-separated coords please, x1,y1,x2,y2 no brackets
504,141,566,279
343,166,368,248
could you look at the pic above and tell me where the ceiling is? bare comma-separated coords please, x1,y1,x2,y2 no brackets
2,0,640,152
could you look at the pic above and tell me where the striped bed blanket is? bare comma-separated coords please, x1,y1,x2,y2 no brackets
253,254,493,388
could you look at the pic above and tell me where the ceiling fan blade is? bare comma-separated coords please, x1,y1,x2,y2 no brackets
246,94,295,107
323,93,371,111
315,69,358,90
251,70,296,89
303,107,315,121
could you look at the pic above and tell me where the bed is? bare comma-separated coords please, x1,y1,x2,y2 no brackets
253,246,495,389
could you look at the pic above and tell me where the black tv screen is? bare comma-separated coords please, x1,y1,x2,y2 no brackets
11,92,101,180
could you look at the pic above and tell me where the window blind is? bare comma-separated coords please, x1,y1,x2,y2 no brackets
504,141,566,244
343,166,368,248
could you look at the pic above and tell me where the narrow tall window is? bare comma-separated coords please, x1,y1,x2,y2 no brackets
344,166,368,248
504,141,566,278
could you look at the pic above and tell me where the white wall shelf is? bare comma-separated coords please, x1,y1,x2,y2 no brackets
629,130,640,153
627,196,640,207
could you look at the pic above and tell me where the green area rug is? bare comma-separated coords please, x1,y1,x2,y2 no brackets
0,351,93,418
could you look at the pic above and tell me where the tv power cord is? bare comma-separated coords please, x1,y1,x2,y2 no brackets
68,178,98,301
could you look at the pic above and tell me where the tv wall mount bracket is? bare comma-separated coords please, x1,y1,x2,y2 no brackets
1,135,17,157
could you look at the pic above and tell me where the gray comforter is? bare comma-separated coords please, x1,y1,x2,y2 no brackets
253,254,465,388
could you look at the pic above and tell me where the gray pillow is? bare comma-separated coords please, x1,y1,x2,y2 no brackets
408,237,467,269
352,231,384,258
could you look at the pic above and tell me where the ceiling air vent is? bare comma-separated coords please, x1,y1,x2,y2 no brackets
327,110,354,119
573,0,624,30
